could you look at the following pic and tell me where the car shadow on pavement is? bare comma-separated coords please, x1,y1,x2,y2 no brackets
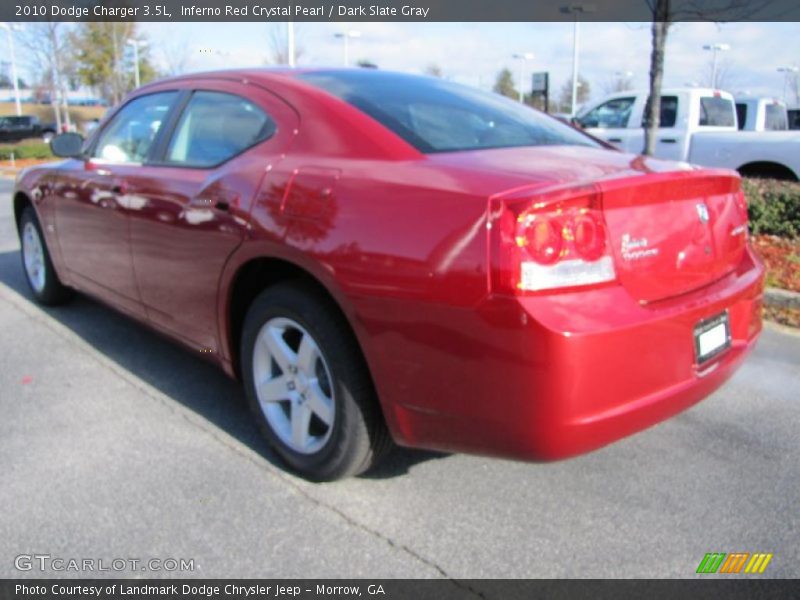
0,249,447,480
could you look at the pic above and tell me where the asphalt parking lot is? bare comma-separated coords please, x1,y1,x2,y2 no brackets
1,177,798,580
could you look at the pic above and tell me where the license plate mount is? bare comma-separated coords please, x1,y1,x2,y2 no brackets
694,311,731,365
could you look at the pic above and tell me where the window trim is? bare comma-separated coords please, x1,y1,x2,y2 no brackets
84,89,184,165
148,89,279,169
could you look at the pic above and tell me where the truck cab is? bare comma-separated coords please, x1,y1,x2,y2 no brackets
576,88,737,160
735,97,789,131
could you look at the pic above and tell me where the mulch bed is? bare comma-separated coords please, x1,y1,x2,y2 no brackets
751,235,800,293
751,235,799,328
0,158,55,170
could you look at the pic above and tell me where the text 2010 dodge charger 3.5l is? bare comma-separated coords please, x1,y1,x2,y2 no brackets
14,69,764,480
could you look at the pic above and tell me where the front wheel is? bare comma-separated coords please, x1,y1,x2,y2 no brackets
241,283,392,481
19,206,73,306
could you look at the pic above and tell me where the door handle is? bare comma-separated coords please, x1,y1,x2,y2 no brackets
606,138,623,143
659,138,678,144
189,197,230,211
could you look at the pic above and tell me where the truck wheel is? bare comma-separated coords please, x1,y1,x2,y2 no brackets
240,283,392,481
19,206,73,306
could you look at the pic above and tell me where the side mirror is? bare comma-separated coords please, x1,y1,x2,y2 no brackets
50,132,85,158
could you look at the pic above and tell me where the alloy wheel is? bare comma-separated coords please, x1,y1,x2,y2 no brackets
22,222,46,293
252,317,336,454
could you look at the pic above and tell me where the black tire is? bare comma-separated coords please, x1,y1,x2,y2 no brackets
19,206,73,306
240,282,392,481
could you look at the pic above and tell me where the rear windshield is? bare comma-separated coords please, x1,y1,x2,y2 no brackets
699,97,735,127
298,70,599,153
764,103,788,130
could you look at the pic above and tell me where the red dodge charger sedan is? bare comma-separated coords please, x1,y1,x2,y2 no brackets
14,69,764,480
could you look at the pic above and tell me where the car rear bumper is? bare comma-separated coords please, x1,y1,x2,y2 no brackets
382,246,764,461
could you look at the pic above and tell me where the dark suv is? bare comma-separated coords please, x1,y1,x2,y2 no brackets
0,115,57,143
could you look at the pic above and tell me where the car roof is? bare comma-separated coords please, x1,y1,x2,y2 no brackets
136,67,399,91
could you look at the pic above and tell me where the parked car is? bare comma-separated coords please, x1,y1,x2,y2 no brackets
0,115,57,143
13,69,764,480
735,97,789,131
577,88,800,180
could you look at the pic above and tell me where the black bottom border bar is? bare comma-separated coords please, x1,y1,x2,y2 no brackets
1,579,798,600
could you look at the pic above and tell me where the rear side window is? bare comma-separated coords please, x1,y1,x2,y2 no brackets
299,70,598,153
639,96,678,128
764,104,788,130
735,103,748,129
579,97,635,129
658,96,678,128
699,97,735,127
166,91,276,167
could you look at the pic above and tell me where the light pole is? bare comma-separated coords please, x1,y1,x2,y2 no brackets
777,66,799,104
126,39,141,88
561,4,596,117
702,43,730,88
334,30,361,67
287,22,295,67
0,23,22,116
512,53,534,103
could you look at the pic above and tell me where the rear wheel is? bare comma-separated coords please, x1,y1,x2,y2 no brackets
19,206,73,306
240,283,392,480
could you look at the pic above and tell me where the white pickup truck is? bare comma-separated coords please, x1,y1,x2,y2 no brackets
735,97,789,131
577,88,800,180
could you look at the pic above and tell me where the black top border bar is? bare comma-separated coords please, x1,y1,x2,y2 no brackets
3,0,800,22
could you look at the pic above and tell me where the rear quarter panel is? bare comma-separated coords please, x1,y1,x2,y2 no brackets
223,152,497,437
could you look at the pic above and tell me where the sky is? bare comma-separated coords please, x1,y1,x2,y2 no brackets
7,21,800,107
137,21,800,106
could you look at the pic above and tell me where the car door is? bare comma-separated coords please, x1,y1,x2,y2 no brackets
577,96,637,151
124,83,299,355
643,95,686,161
53,91,179,317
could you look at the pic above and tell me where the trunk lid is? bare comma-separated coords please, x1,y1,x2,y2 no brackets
427,146,748,303
597,170,748,303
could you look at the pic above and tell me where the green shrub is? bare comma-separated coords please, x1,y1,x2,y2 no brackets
742,178,800,239
0,142,54,161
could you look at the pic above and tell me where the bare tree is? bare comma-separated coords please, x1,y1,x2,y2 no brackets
424,64,443,78
701,55,736,90
789,70,800,107
642,2,671,157
158,38,192,77
268,23,304,65
602,73,635,95
18,23,74,131
642,0,770,156
559,75,591,112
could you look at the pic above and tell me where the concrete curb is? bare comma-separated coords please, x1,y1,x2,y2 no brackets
764,287,800,310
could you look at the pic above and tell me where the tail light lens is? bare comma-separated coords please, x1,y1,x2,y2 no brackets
735,190,750,233
489,186,616,294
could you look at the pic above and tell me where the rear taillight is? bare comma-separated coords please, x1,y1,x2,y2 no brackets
489,186,616,294
734,190,750,241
